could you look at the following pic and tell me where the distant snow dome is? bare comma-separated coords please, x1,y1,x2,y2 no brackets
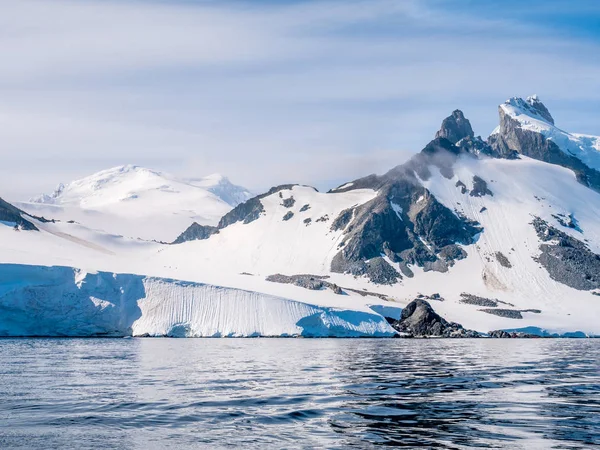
20,165,252,241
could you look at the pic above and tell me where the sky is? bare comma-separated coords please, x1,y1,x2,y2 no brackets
1,0,600,199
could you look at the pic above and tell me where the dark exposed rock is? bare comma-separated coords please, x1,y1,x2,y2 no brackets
316,215,329,223
495,251,512,268
532,217,600,290
479,308,523,319
460,293,515,308
456,135,496,157
552,213,581,232
282,211,294,221
173,222,218,244
266,273,328,290
460,293,498,307
479,207,487,213
365,257,400,285
435,110,474,144
330,208,354,231
488,330,540,338
266,273,348,295
0,197,38,231
331,284,343,295
281,196,296,208
331,255,401,285
416,293,445,302
218,196,265,228
299,204,310,212
391,299,480,338
470,176,493,197
303,218,311,226
455,180,468,194
438,245,467,263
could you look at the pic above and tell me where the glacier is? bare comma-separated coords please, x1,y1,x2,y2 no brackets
0,263,395,337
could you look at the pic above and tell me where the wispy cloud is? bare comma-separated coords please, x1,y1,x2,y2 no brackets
1,0,599,198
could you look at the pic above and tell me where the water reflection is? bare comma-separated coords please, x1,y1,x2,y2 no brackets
0,339,598,449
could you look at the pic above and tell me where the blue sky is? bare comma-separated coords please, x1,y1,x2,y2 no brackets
1,0,599,198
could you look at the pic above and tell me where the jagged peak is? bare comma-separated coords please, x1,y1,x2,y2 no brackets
503,95,554,125
435,109,474,144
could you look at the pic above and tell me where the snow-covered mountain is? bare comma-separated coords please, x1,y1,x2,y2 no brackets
2,95,600,337
17,165,251,241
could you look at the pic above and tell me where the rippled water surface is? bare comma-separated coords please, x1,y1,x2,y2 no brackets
1,339,599,449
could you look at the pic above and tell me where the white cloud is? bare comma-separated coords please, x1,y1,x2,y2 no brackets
1,0,599,199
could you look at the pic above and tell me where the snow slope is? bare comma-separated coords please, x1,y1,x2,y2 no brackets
499,96,600,171
18,165,251,242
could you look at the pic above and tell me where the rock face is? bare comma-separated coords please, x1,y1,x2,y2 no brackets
391,299,480,338
532,217,600,290
0,198,37,231
488,330,540,338
330,137,481,283
265,273,345,295
470,176,493,197
489,98,600,191
435,110,474,144
172,223,217,244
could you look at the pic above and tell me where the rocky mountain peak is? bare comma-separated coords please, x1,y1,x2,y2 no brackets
503,95,554,125
435,109,474,144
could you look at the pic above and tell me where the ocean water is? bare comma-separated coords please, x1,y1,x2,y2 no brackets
0,338,599,449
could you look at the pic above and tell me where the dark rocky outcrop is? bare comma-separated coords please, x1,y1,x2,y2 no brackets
455,180,468,194
488,330,540,338
330,208,354,231
495,251,512,268
532,217,600,290
281,196,295,208
364,257,400,285
0,197,38,231
479,308,523,319
282,211,294,221
172,223,218,244
416,293,444,302
470,176,493,197
460,294,498,307
391,299,480,338
552,213,581,232
299,204,310,212
266,273,345,295
435,110,474,144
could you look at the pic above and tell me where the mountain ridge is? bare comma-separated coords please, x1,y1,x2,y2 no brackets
2,95,600,337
